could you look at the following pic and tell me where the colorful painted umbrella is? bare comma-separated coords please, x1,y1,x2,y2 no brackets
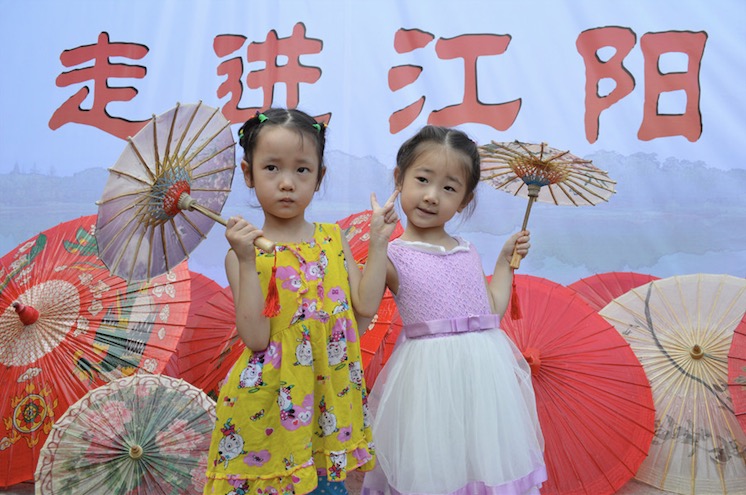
600,273,746,495
478,140,616,269
0,215,191,487
162,271,222,380
500,274,655,495
727,310,746,434
95,101,271,284
35,373,216,494
337,209,404,267
567,271,660,312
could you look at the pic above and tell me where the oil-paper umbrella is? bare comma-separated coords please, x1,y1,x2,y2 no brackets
162,271,222,380
567,271,660,312
35,373,216,494
0,215,191,487
727,310,746,434
359,290,402,389
478,140,616,270
600,273,746,495
337,209,405,267
95,101,272,283
500,274,655,495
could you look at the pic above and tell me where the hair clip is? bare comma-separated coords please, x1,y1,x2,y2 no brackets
312,122,325,133
238,127,245,139
257,113,268,123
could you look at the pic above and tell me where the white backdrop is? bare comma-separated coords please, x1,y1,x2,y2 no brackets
1,0,745,288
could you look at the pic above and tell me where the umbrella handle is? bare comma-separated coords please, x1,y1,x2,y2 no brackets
510,185,540,269
178,193,275,253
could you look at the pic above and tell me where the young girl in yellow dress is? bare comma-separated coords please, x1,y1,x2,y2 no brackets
204,108,398,495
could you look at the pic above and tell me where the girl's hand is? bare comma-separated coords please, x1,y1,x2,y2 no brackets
501,230,531,264
225,216,264,263
369,190,400,245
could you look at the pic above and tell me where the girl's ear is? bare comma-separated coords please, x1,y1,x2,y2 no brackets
393,168,402,188
241,159,254,188
315,166,327,192
458,192,474,212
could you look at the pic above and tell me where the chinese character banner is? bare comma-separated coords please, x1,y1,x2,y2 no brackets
1,0,744,287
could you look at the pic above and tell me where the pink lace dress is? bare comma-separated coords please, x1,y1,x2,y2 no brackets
363,238,546,495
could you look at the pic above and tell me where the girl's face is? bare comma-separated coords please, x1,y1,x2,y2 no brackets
396,144,471,234
244,126,324,223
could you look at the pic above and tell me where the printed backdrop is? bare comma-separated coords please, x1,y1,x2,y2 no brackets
1,1,745,288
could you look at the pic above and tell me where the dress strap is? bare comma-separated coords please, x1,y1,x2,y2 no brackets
403,314,500,339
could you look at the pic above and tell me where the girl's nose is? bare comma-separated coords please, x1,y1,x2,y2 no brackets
279,174,294,191
423,188,438,204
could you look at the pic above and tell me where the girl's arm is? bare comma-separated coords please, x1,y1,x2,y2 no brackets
488,230,530,316
346,191,400,318
225,216,271,351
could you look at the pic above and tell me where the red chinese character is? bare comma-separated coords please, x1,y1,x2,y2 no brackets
389,29,518,134
576,27,637,144
49,32,149,139
638,31,706,142
214,23,330,125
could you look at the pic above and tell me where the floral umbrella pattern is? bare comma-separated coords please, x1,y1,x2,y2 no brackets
0,215,190,487
35,373,216,494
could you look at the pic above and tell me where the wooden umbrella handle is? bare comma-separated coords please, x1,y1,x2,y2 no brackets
510,184,541,269
178,193,275,253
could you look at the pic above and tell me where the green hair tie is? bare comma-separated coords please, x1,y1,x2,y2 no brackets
312,122,323,133
257,113,268,123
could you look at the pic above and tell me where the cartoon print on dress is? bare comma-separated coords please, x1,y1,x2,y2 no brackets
265,340,282,369
327,319,349,368
276,265,305,294
225,478,250,495
290,297,330,326
243,449,271,467
317,396,339,437
349,361,363,390
277,383,314,430
238,352,265,390
215,418,247,468
329,450,348,480
294,326,313,366
327,286,350,315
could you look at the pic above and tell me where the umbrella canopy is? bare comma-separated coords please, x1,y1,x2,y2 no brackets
359,290,402,389
478,140,615,269
501,274,655,495
0,215,190,487
728,311,746,434
162,271,222,379
600,273,746,495
35,373,216,494
95,102,243,283
567,271,660,312
171,285,239,399
337,209,405,267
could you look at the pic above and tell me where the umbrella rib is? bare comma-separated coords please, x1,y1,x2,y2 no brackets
183,118,233,171
157,222,169,279
106,168,152,188
162,102,180,176
152,111,161,177
187,139,235,176
168,216,191,263
127,138,157,183
177,210,210,239
171,101,203,165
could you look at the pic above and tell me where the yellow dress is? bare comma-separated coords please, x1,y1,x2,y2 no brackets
204,223,375,495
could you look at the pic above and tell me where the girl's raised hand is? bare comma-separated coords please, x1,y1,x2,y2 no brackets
225,215,265,263
501,230,531,264
369,190,400,245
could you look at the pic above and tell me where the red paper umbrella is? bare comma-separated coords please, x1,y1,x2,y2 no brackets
182,286,240,399
0,215,191,487
336,209,404,267
500,274,655,495
359,290,402,388
567,272,660,312
162,272,222,379
730,311,746,435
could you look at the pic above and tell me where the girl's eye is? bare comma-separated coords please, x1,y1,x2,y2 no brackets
265,164,278,171
298,167,310,174
445,186,457,192
415,176,427,183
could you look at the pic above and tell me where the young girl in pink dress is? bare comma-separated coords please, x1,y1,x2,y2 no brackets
363,125,546,495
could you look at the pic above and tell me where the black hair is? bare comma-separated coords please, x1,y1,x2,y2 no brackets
237,108,327,186
394,125,480,214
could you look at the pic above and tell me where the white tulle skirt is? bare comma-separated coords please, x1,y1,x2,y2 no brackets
363,328,546,495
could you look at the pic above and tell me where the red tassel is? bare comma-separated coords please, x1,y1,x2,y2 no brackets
262,253,281,317
510,276,522,320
